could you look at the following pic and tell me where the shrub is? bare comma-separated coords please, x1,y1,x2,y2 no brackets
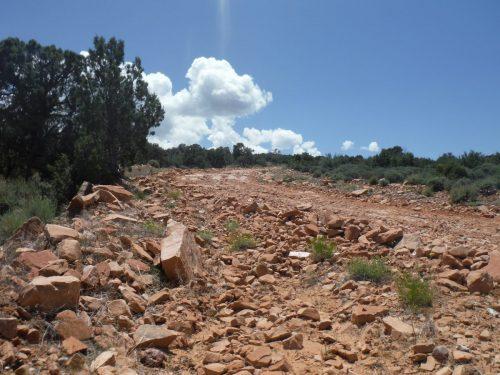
428,177,446,192
148,159,160,168
0,177,56,243
368,176,378,185
378,178,389,187
229,233,256,251
143,220,164,236
224,219,240,233
347,257,391,283
197,229,214,242
422,186,434,197
474,178,497,196
405,174,425,185
168,189,181,200
309,236,336,262
395,272,433,311
449,184,478,203
134,190,148,200
384,170,404,183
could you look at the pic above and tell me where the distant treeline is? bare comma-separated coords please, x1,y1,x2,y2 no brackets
0,37,498,243
142,142,500,204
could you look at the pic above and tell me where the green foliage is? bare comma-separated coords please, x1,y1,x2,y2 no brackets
427,177,446,192
224,219,240,233
0,36,164,201
148,159,160,168
368,176,378,185
0,177,56,243
347,257,391,283
229,233,256,251
449,183,479,203
143,220,164,236
395,272,433,311
197,229,214,242
422,186,434,197
233,143,255,167
309,236,336,262
134,190,149,200
378,178,389,187
168,190,181,200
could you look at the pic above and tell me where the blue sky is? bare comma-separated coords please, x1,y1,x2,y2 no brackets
1,1,499,157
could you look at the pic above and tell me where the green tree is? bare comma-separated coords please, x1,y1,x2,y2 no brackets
72,37,164,182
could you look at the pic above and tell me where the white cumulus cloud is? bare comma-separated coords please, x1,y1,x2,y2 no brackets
143,57,320,155
341,140,354,151
361,141,380,153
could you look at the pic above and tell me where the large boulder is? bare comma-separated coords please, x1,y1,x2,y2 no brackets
17,276,80,312
160,220,202,283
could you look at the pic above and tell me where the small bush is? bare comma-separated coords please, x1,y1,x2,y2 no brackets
143,220,164,236
229,233,256,251
197,229,214,242
384,171,404,183
474,178,497,196
378,178,389,187
148,159,160,168
449,184,478,203
368,176,378,185
347,257,391,283
309,236,336,262
405,174,425,185
0,210,27,242
428,177,446,192
0,177,56,243
395,272,433,311
422,186,434,197
134,190,148,200
168,189,181,200
224,219,240,233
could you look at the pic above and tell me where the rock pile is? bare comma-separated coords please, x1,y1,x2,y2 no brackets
0,167,497,374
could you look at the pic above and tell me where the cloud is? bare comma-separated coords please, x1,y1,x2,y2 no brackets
143,57,320,155
361,141,380,153
79,50,89,57
341,140,354,151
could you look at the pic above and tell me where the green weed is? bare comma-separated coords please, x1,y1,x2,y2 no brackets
309,236,336,262
395,272,433,311
347,257,392,283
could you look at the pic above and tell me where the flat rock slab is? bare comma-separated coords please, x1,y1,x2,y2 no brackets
93,185,133,201
383,316,415,339
45,224,79,243
160,220,202,283
17,276,80,312
17,250,58,269
133,324,181,349
351,305,388,325
103,214,139,223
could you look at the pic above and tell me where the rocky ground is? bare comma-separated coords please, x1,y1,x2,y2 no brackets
0,167,499,375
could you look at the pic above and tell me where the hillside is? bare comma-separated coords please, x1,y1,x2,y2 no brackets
0,166,498,374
